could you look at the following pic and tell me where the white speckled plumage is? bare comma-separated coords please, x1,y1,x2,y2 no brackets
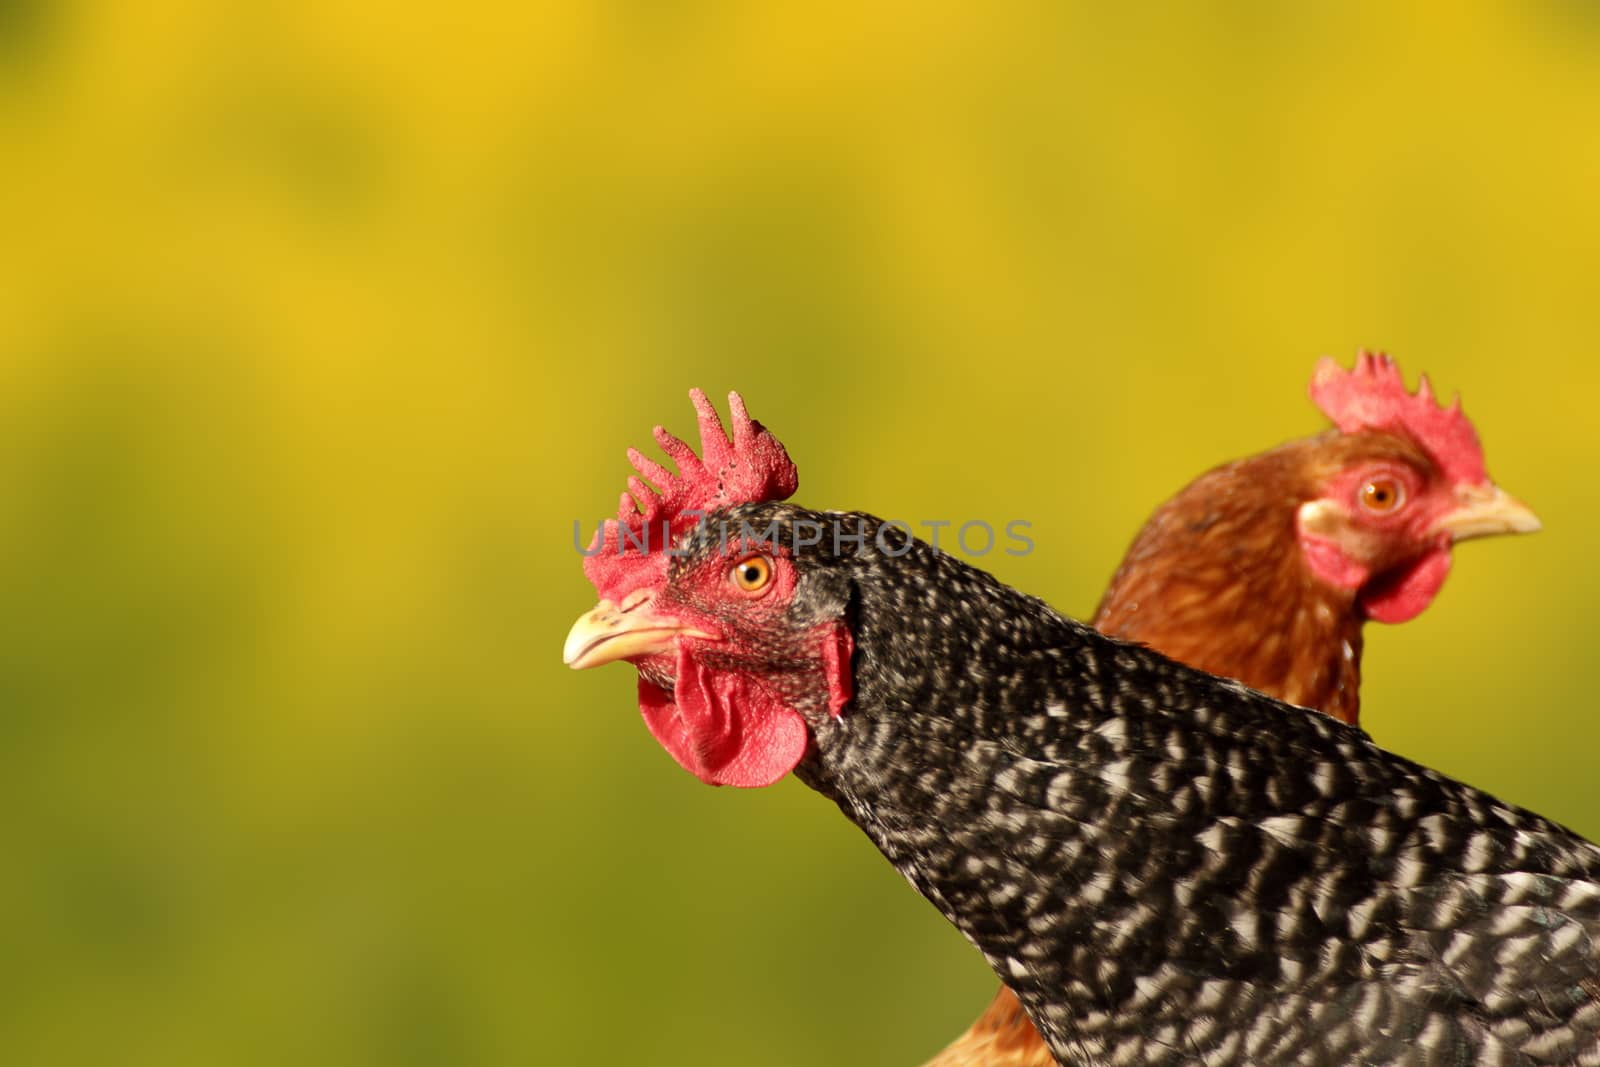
665,502,1600,1067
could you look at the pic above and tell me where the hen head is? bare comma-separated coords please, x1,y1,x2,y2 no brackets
564,393,851,788
1297,352,1539,623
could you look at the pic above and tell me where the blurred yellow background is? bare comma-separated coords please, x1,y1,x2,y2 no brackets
2,4,1597,1065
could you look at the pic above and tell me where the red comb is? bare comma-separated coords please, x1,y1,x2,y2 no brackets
582,390,799,603
1308,351,1487,485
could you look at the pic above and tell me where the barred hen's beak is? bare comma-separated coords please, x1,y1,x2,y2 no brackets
563,598,714,670
1435,483,1541,542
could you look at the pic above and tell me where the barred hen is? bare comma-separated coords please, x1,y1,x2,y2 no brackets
930,352,1540,1067
565,385,1596,1067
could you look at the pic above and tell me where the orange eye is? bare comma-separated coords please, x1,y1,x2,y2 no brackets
1360,478,1405,513
731,555,772,593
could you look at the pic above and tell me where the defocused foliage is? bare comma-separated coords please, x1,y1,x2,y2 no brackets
1,4,1596,1065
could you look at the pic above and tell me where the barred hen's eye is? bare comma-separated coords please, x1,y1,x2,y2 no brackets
731,555,773,593
1360,478,1404,513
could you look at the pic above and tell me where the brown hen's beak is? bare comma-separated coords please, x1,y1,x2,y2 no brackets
1434,483,1542,543
563,598,715,670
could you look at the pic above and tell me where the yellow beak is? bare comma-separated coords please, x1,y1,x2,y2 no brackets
563,598,714,670
1434,483,1541,543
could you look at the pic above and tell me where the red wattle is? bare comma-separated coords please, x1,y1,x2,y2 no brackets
636,650,809,788
1360,547,1453,624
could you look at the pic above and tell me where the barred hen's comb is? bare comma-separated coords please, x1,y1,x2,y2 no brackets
583,389,798,603
1309,350,1487,485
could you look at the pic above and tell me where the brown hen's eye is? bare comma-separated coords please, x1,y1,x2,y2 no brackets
731,555,772,593
1360,478,1405,513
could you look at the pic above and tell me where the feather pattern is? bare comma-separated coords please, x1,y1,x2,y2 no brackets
669,503,1600,1067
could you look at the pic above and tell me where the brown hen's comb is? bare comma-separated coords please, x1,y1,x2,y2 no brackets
583,389,799,603
1309,350,1487,486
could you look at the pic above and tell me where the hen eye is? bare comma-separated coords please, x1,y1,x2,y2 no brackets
1360,478,1405,513
731,555,773,593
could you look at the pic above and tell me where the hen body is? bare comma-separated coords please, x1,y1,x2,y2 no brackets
744,504,1600,1067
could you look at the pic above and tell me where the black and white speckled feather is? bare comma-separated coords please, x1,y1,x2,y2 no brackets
679,503,1600,1067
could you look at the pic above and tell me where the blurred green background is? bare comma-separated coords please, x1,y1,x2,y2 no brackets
2,4,1597,1065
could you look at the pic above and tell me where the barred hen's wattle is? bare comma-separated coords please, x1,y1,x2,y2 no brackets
565,388,1591,1067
